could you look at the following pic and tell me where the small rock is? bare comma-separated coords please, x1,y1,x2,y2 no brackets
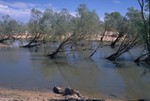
64,88,74,95
52,86,105,101
53,86,65,94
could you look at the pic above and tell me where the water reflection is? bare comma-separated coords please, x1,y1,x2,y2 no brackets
113,62,150,99
11,40,28,47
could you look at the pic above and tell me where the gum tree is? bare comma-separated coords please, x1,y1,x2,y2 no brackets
39,8,56,42
0,15,18,43
45,8,73,58
103,12,127,48
47,4,100,58
21,8,43,48
134,0,150,62
106,10,141,61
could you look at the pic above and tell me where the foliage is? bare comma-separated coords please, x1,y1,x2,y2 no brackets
72,4,101,41
45,4,101,58
28,8,43,35
0,3,149,61
137,0,150,62
0,15,18,35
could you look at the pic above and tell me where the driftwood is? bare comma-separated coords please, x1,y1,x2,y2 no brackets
53,86,105,101
53,86,82,97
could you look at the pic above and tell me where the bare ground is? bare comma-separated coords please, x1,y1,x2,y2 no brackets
0,87,65,101
0,87,126,101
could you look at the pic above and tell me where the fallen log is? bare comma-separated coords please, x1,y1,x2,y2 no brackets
52,86,105,101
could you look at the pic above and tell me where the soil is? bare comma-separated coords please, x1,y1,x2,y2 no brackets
0,87,126,101
0,87,65,101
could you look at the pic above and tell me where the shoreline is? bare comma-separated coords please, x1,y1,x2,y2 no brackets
0,87,65,101
0,87,126,101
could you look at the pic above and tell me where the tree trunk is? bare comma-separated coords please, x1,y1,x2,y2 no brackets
47,35,72,58
146,45,150,62
20,33,42,48
89,42,101,57
107,36,139,61
0,36,10,43
134,53,149,62
106,53,119,61
110,34,122,48
100,30,106,41
138,0,150,63
143,56,150,62
89,30,106,57
48,44,63,58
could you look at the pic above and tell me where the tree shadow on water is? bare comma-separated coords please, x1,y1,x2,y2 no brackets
135,62,150,85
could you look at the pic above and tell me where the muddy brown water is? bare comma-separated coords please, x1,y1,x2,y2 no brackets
0,46,150,100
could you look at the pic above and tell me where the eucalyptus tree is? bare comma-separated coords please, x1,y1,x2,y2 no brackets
106,31,140,61
99,14,112,42
39,8,55,42
106,9,142,61
89,12,122,57
48,4,101,58
17,22,28,38
103,12,127,48
22,8,43,47
53,8,73,40
0,15,18,43
134,0,150,62
106,3,149,61
126,7,143,36
46,8,74,58
72,4,100,41
72,4,101,58
125,1,150,62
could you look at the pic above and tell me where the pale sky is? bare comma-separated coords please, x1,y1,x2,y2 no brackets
0,0,140,22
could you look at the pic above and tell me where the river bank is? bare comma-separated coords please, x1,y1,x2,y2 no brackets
0,43,10,48
0,87,64,101
0,87,125,101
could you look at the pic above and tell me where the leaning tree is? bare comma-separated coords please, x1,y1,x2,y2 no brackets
21,8,43,48
136,0,150,62
132,0,150,62
106,10,141,61
103,12,128,48
44,8,73,58
46,4,101,58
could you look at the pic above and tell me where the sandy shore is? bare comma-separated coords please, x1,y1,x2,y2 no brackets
0,87,65,101
0,87,126,101
0,43,10,48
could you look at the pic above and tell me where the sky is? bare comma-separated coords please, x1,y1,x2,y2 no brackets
0,0,140,22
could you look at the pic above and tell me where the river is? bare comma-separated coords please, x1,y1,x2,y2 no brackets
0,46,150,100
